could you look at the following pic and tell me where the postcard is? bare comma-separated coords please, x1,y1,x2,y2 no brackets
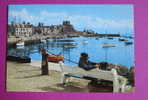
6,4,134,92
0,0,148,100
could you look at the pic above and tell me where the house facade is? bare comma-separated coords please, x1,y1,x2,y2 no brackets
8,21,77,37
8,22,33,37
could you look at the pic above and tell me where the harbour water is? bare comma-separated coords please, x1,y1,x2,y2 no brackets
8,36,134,68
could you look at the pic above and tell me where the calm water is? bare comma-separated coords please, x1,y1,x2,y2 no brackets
8,37,134,68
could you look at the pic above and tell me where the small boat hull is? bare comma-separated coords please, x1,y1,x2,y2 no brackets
17,56,31,63
64,44,77,48
107,37,113,39
125,42,133,45
16,45,24,49
102,43,116,48
7,56,31,63
16,41,24,46
40,40,46,43
118,38,127,41
48,55,64,63
16,41,25,48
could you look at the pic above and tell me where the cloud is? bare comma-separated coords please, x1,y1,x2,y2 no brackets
8,9,133,32
9,8,36,24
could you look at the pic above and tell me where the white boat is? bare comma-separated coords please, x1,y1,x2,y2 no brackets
64,44,77,48
102,43,116,48
47,38,54,42
16,40,24,48
16,42,24,46
82,40,88,44
40,39,46,43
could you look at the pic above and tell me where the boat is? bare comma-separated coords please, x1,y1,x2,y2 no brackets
7,55,31,63
47,38,54,42
125,41,133,45
16,40,25,48
16,40,24,46
118,38,127,41
64,44,77,48
64,43,77,48
128,36,133,39
107,37,113,39
95,37,99,40
102,43,116,48
40,39,46,43
82,40,88,44
55,39,75,42
48,54,64,63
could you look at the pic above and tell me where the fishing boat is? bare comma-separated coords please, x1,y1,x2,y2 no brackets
47,38,54,42
95,37,99,40
128,36,133,39
125,41,133,45
107,37,113,40
64,43,77,48
118,38,127,41
16,40,24,48
102,43,116,48
7,55,31,63
40,39,46,43
48,54,64,63
63,43,77,48
55,39,75,42
82,40,88,44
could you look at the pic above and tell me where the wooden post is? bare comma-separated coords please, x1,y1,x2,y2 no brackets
59,61,64,83
41,49,49,75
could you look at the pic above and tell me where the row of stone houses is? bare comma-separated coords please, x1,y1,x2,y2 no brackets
8,21,76,37
8,22,33,37
9,22,32,37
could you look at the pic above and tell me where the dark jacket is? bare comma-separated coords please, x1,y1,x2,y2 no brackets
78,57,96,70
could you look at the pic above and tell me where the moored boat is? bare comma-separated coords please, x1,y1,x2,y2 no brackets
40,39,46,43
48,54,64,63
16,40,25,48
55,39,75,42
95,37,99,40
47,38,54,42
102,43,116,48
82,40,88,44
7,55,31,63
64,44,77,48
118,38,127,41
125,41,133,45
107,37,113,39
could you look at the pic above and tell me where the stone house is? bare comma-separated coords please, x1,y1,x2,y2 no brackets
8,22,33,37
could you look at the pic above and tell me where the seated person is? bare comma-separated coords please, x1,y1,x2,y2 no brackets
78,53,99,71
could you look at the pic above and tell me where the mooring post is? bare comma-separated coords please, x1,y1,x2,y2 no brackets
112,68,119,92
59,61,65,83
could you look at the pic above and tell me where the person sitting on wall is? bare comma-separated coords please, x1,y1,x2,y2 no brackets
78,53,99,71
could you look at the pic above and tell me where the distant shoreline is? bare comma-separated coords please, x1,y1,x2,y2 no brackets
8,33,121,45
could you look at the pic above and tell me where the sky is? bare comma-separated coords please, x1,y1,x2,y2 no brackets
8,5,134,34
